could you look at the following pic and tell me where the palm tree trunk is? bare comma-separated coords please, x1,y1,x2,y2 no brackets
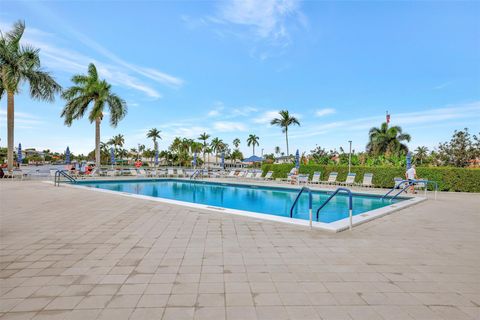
95,117,101,168
7,92,14,172
285,128,289,157
253,145,255,155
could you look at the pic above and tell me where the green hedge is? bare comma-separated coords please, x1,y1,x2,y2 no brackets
261,164,480,192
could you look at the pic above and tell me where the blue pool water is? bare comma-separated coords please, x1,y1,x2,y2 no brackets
78,179,403,223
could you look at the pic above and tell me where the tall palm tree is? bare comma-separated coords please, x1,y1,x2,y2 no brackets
147,128,161,151
275,146,281,156
0,21,61,171
247,134,260,155
198,132,210,166
270,110,300,157
210,137,224,164
61,63,127,167
233,138,240,149
367,122,411,156
414,146,429,165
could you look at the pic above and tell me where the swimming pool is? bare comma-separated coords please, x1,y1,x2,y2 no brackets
77,179,406,224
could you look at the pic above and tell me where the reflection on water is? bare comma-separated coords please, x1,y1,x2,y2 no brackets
84,180,399,223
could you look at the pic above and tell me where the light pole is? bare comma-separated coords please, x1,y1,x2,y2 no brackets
348,140,352,173
261,148,264,157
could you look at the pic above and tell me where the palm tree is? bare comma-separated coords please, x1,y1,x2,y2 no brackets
61,63,127,167
147,128,161,151
247,134,260,155
270,110,300,157
233,138,240,149
275,146,281,156
0,21,61,171
198,132,210,166
414,146,429,165
210,137,224,164
367,122,411,156
108,134,125,154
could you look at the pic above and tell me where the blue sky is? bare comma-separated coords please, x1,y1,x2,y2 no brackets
1,0,479,156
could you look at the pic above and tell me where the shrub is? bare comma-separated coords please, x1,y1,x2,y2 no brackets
261,164,480,192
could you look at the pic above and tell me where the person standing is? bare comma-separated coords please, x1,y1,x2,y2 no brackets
405,164,417,194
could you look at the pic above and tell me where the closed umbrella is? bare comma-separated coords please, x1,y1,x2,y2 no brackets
193,151,197,168
295,149,300,169
154,149,159,166
110,147,116,165
221,151,225,169
406,151,412,169
65,146,71,164
17,143,22,164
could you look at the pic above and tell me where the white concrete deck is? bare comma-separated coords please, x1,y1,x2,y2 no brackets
0,181,479,320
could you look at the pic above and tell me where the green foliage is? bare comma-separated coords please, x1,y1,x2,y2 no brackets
262,163,480,192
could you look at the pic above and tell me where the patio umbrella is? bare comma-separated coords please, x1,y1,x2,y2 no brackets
65,146,71,164
406,151,412,169
193,151,197,168
154,149,159,166
17,143,22,164
295,149,300,169
110,147,116,165
221,151,225,169
242,155,263,163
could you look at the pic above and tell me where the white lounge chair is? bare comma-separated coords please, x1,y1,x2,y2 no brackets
254,171,263,179
245,171,254,179
107,170,116,177
310,171,321,184
167,168,175,177
264,171,273,180
298,174,308,184
138,169,147,177
177,169,185,177
323,172,338,185
129,169,138,176
11,169,25,180
361,173,373,188
227,170,236,178
341,173,356,186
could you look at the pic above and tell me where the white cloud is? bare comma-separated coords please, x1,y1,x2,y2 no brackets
213,121,247,132
289,102,480,139
0,21,182,99
315,108,336,117
218,0,301,42
253,110,280,124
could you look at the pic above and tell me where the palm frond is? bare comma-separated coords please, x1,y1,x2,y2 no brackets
26,70,62,101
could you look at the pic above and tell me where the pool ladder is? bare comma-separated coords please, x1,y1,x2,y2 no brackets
290,187,353,230
54,170,77,186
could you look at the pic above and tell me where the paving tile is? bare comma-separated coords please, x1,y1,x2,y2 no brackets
137,295,169,308
44,296,83,310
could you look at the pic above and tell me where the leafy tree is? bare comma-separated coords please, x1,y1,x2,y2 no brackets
230,149,244,162
270,110,300,156
437,128,479,167
0,21,62,171
147,128,161,151
61,63,127,167
367,122,411,156
247,134,260,155
210,137,225,164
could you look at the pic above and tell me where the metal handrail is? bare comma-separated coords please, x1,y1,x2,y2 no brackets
390,182,415,201
382,179,438,200
381,179,411,200
290,186,313,228
190,169,200,180
316,187,353,230
54,170,76,186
